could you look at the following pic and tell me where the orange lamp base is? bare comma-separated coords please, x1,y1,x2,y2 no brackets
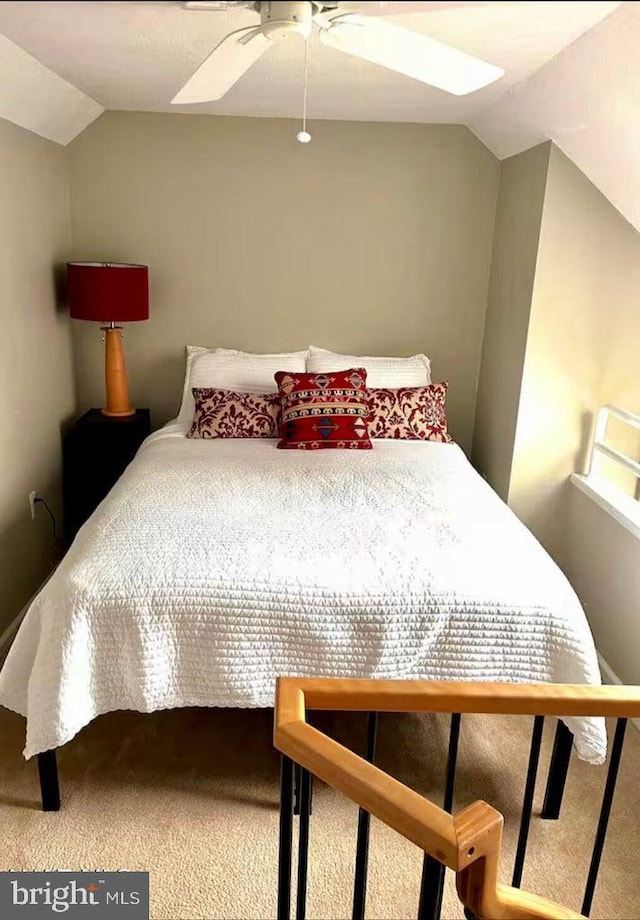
102,326,135,417
102,408,136,418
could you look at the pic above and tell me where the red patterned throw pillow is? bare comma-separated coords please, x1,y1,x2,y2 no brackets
188,388,280,439
368,383,453,442
275,369,372,450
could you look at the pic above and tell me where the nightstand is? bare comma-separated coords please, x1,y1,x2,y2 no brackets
64,409,151,541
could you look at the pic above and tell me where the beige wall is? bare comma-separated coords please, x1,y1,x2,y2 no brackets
3,109,637,677
473,142,640,681
0,118,75,638
508,145,640,564
565,489,640,684
472,143,551,499
67,112,499,452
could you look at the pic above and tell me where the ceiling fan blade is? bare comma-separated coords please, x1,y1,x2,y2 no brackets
182,1,255,9
172,28,271,104
321,14,504,96
336,1,492,14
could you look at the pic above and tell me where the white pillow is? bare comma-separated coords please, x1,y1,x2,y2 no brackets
177,346,308,427
307,346,431,388
176,345,207,426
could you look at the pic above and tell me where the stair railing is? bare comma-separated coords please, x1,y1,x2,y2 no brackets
274,677,640,920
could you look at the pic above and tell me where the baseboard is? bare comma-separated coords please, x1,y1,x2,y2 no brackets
598,652,640,733
598,653,621,686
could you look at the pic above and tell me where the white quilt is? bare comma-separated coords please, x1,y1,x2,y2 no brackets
0,423,606,762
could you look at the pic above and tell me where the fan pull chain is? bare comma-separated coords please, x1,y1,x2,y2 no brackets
297,38,311,144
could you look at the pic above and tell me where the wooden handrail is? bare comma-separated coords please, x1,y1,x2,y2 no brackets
274,678,640,920
280,676,640,717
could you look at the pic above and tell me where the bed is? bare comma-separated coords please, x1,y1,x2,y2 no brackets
0,419,606,763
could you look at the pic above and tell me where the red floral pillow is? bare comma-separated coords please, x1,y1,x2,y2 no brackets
188,388,280,439
275,369,372,450
368,383,453,442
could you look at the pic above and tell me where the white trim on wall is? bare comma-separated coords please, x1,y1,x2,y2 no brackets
598,652,621,687
571,473,640,541
598,651,640,733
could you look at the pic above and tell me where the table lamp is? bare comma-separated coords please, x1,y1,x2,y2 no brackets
67,262,149,417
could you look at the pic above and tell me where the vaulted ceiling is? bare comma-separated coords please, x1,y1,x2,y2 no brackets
1,1,639,230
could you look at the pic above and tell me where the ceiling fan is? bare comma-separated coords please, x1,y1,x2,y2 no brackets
172,1,504,105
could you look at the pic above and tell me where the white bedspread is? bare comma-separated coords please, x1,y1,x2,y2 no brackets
0,423,606,762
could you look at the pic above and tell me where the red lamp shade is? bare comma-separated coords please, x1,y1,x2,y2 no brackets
67,261,149,418
67,262,149,323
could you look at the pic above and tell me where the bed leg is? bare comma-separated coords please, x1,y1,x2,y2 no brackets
37,750,60,812
541,720,572,820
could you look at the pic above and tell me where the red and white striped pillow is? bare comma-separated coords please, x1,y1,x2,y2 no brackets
275,369,372,450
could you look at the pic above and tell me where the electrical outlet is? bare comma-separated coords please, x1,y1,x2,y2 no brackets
29,491,38,521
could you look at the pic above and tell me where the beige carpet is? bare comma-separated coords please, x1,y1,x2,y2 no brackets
0,705,638,919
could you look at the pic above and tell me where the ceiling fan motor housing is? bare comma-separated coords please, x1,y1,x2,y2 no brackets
259,1,316,40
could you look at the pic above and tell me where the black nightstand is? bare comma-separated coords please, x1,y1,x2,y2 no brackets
64,409,151,541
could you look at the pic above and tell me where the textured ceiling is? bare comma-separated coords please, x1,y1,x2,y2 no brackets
0,1,620,123
1,1,639,230
470,1,640,231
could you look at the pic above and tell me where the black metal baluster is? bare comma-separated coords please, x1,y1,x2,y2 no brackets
582,718,627,917
541,720,573,819
512,715,544,888
37,750,61,812
352,712,379,920
278,755,295,920
296,769,313,920
294,761,302,816
417,713,461,920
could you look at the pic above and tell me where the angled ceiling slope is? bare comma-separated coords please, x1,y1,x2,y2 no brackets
0,0,618,143
0,1,619,137
0,33,102,145
471,1,640,232
0,2,638,233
